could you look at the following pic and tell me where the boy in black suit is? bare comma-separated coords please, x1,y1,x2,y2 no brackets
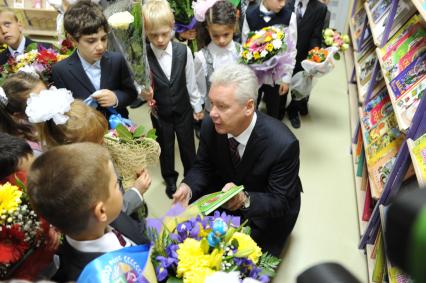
285,0,327,128
0,9,52,65
28,143,150,281
52,1,137,118
242,0,297,120
142,0,203,199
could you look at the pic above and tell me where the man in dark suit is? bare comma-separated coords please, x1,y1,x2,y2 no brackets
174,64,302,257
52,1,137,118
283,0,327,128
0,9,52,65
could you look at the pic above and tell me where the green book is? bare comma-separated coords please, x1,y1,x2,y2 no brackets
190,185,244,215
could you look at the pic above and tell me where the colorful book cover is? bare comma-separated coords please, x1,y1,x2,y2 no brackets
409,133,426,186
362,180,373,221
357,147,365,177
394,79,426,130
190,185,244,215
361,88,391,131
390,52,426,99
369,154,397,197
372,231,386,282
371,0,391,23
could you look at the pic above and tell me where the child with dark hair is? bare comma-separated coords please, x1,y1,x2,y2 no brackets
0,132,34,184
0,72,46,154
52,0,137,119
194,0,240,113
28,143,150,281
242,0,297,120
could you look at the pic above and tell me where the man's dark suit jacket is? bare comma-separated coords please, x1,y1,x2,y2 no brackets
0,37,52,65
52,51,137,118
287,0,327,74
184,112,302,256
52,212,150,282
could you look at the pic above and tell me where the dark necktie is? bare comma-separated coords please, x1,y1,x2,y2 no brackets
296,1,303,24
228,137,240,166
111,229,127,247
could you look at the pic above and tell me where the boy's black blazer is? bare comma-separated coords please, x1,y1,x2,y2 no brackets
52,212,150,282
287,0,327,73
0,37,52,65
52,51,137,117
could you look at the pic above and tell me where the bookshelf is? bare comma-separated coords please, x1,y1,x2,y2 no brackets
344,0,426,281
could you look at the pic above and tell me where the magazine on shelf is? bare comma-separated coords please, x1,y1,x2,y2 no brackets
407,133,426,186
190,185,244,215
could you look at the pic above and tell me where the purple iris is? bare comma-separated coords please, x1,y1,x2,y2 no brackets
155,255,178,281
172,219,202,242
166,244,179,259
209,211,241,228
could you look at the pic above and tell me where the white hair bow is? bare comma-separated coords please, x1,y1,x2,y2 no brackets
25,87,74,125
0,87,7,106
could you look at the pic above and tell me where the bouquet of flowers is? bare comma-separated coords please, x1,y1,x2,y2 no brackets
105,0,151,92
0,181,52,279
290,46,338,101
0,40,73,85
148,209,281,283
323,28,350,60
104,124,160,189
240,26,296,85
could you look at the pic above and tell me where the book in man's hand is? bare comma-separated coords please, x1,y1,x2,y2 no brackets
190,185,244,215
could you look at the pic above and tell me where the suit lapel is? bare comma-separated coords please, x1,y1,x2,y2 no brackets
100,52,111,89
67,52,96,93
300,0,315,26
234,119,266,183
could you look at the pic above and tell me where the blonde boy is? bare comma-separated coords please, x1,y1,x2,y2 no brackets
142,0,203,199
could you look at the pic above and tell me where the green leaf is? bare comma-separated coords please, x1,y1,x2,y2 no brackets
166,276,183,283
231,239,239,249
234,247,255,258
25,42,38,52
14,175,27,194
228,0,240,7
133,125,145,138
146,128,157,140
115,124,133,141
334,52,341,60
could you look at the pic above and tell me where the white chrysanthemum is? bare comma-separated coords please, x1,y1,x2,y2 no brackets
25,87,74,125
108,11,134,30
205,271,241,283
272,39,282,49
18,65,38,75
246,53,253,60
260,50,268,58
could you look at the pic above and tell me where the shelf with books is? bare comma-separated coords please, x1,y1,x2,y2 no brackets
411,0,426,20
364,2,381,46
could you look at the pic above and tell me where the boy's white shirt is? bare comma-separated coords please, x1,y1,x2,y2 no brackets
8,36,26,56
241,3,298,85
295,0,310,16
66,226,136,253
194,41,239,104
150,42,203,113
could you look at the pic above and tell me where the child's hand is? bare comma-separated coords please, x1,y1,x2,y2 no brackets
179,29,197,41
133,168,151,195
279,83,289,95
193,111,204,121
141,86,154,101
92,89,118,107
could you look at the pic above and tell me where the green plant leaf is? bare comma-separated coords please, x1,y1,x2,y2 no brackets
166,276,183,283
115,124,133,141
25,43,38,52
14,175,27,194
334,53,341,60
133,125,145,138
146,128,157,140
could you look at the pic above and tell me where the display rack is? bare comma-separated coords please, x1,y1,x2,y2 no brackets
345,0,426,281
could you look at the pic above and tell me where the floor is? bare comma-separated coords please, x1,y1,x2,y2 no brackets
129,59,368,282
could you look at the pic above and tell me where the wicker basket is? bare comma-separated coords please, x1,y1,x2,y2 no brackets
104,137,161,188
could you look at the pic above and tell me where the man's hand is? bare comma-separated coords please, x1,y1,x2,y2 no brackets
179,29,197,41
173,183,192,207
92,89,118,107
141,86,154,101
279,83,289,96
193,111,204,121
133,169,151,195
222,182,246,211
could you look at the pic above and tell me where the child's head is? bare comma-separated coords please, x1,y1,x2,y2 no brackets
28,142,123,237
262,0,286,13
36,100,108,149
0,72,46,141
143,0,174,50
0,9,23,50
63,0,108,64
0,132,34,180
205,1,237,48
